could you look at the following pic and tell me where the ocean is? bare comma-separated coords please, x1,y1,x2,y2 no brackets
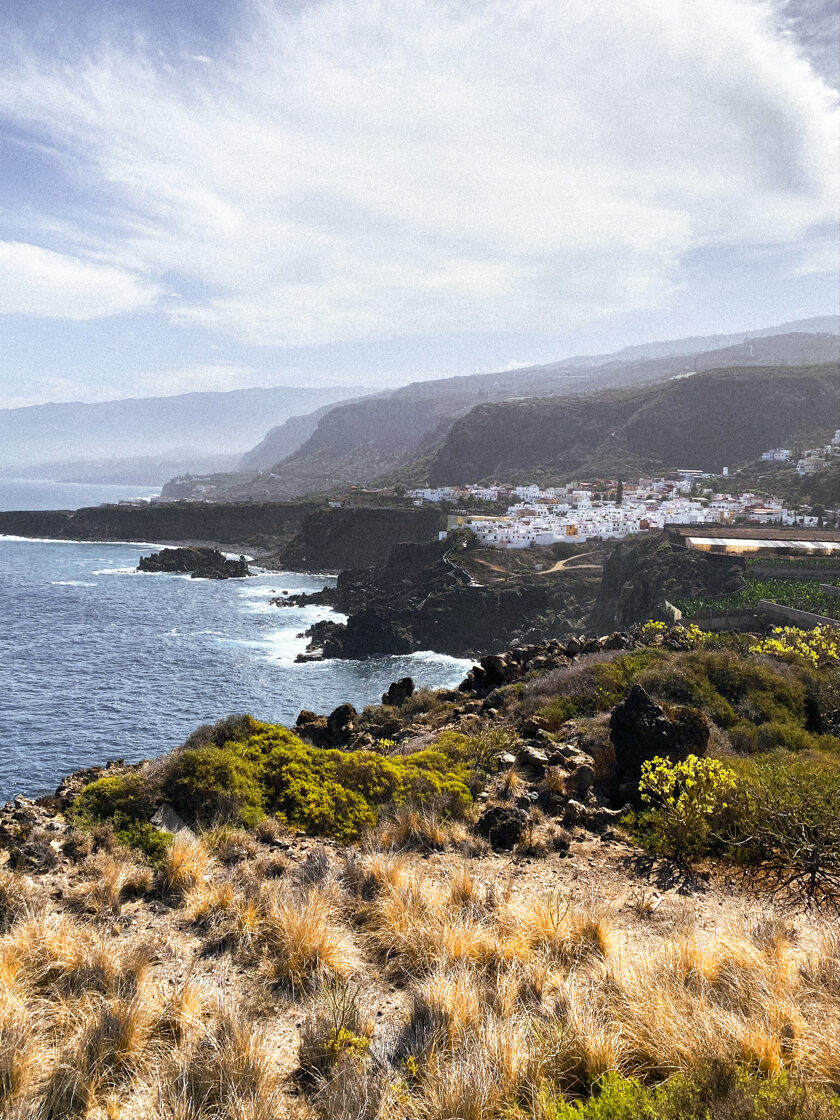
0,537,470,801
0,479,161,511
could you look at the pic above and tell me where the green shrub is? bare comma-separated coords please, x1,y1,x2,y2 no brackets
68,772,154,825
67,772,171,863
542,1066,839,1120
721,752,840,910
160,744,266,827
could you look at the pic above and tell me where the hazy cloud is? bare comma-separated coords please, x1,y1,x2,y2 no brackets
0,0,836,346
0,240,159,319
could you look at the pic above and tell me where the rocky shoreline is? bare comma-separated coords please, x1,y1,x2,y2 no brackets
5,622,714,860
137,546,251,579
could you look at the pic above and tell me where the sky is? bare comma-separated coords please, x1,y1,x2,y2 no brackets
0,0,837,408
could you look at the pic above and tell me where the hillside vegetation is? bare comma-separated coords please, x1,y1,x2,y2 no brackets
429,364,840,484
2,622,838,1118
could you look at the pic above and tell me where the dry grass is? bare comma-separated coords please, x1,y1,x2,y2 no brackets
0,832,835,1116
69,851,154,917
371,807,454,853
160,837,213,898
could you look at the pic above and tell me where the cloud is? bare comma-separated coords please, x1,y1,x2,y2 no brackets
0,0,836,345
0,240,159,319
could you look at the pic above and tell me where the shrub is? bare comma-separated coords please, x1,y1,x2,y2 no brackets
542,1065,840,1119
639,755,736,865
160,745,265,827
721,753,840,910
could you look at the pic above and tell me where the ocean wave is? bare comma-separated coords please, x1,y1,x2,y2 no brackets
50,580,98,587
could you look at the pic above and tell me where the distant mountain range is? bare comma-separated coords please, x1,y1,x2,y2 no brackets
0,384,357,483
165,319,839,500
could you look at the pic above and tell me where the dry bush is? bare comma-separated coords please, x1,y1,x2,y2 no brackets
156,1008,283,1120
183,878,237,930
253,815,287,844
342,851,409,901
512,891,613,966
70,851,154,917
252,851,290,879
156,979,219,1044
497,765,524,802
0,871,35,934
295,845,333,887
2,912,155,1002
298,980,373,1083
160,836,212,898
202,825,258,866
260,887,352,993
371,807,450,853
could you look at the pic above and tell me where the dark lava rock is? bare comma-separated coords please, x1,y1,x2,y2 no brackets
295,709,330,747
326,703,358,748
474,805,529,850
138,547,249,580
609,685,710,786
382,677,415,706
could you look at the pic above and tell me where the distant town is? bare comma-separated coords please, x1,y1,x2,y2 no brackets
403,430,840,550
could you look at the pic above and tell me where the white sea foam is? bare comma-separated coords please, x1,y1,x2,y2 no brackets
50,580,98,587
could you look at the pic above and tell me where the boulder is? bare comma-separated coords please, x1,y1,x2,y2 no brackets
382,677,415,706
150,802,196,839
295,709,330,747
564,763,596,800
480,653,516,688
609,685,710,786
326,703,358,748
474,805,529,851
563,799,589,828
516,745,550,781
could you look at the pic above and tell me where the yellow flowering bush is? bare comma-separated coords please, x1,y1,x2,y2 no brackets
640,620,668,644
639,754,736,864
749,625,840,668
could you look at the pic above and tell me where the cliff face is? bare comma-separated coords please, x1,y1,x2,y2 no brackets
429,363,840,484
590,533,745,630
0,502,445,574
0,502,316,549
278,506,445,571
295,537,602,658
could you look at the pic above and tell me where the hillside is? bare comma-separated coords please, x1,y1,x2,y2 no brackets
0,384,356,478
2,622,837,1118
428,363,840,484
173,328,839,501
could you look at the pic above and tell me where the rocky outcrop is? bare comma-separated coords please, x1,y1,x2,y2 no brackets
382,678,415,706
278,506,444,571
591,532,745,631
0,501,315,550
474,806,529,850
295,704,358,749
138,547,250,579
609,685,710,793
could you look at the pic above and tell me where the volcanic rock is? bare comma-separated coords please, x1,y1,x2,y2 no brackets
609,685,710,786
474,805,529,851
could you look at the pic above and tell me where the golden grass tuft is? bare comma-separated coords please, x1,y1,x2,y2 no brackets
160,837,212,898
372,807,451,853
259,888,352,993
70,851,154,917
156,1008,283,1120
